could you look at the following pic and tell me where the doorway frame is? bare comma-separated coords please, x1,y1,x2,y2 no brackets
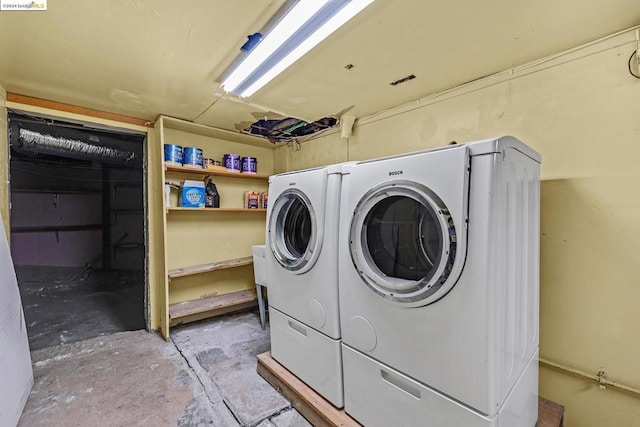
1,95,164,334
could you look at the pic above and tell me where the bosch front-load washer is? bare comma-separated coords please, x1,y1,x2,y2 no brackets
266,163,348,407
338,137,540,426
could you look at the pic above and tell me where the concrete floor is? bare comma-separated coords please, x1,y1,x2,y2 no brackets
18,311,311,427
15,266,146,351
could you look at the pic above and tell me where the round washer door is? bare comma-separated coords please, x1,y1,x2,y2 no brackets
349,180,462,307
268,189,322,274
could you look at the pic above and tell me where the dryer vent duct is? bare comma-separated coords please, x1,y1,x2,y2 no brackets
9,122,142,166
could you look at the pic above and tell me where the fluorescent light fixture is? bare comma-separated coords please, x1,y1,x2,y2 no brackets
220,0,374,98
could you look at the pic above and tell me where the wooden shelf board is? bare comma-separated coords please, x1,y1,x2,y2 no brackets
166,207,266,213
160,115,276,149
164,164,270,180
168,256,253,279
257,352,565,427
169,289,257,324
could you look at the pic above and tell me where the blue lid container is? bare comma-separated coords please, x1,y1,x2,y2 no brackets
164,144,183,166
183,147,203,169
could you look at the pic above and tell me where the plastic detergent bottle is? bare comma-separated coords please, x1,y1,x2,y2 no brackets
205,178,220,208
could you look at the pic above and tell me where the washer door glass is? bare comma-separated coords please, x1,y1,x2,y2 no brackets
269,189,318,272
350,181,459,305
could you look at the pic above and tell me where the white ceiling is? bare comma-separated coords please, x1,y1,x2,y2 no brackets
1,0,639,133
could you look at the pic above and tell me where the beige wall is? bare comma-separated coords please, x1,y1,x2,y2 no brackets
0,85,7,239
275,29,640,426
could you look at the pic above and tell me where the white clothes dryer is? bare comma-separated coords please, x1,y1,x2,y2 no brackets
338,137,540,426
266,163,349,407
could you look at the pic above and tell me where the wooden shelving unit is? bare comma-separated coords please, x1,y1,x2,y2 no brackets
156,115,274,338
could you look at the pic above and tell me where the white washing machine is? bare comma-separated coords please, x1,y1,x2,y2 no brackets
266,163,348,407
338,137,540,426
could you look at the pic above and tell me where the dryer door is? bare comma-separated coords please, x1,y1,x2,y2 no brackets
349,180,462,306
269,189,322,274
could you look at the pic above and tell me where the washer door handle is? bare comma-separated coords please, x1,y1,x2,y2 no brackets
380,369,421,399
288,321,307,337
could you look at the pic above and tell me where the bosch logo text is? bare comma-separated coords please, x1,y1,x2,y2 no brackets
388,170,403,176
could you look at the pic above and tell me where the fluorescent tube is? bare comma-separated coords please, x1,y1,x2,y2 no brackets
221,0,374,97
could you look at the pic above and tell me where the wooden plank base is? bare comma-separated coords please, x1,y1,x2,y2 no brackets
537,397,565,427
169,289,257,326
257,351,360,427
257,351,565,427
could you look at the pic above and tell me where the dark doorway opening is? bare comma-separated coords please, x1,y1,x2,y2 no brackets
7,111,147,351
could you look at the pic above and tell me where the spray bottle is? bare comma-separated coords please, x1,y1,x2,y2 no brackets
205,177,220,208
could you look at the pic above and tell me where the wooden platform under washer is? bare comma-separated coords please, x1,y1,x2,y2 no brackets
257,351,359,427
257,351,565,427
